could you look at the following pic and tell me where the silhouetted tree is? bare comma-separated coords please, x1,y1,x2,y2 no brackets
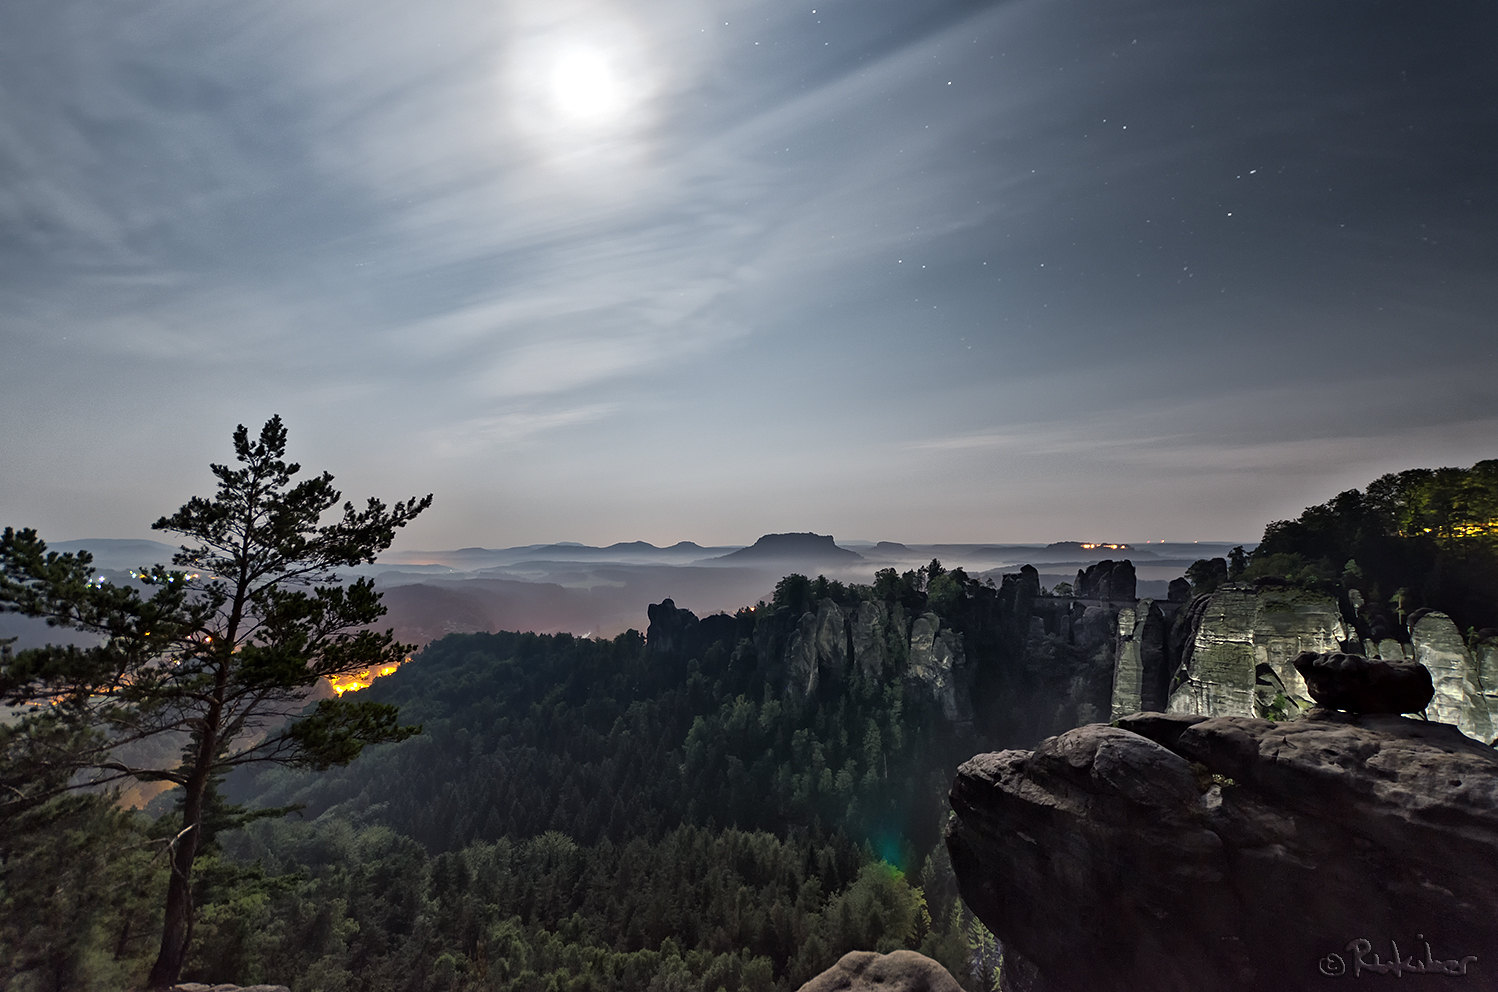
0,416,430,987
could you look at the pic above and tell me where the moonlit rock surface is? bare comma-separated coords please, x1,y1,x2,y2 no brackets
797,951,963,992
946,712,1498,992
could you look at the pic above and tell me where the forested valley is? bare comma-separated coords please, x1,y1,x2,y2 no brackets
5,566,1020,992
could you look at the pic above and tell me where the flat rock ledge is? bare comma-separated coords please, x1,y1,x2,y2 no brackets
946,709,1498,992
171,984,290,992
798,950,963,992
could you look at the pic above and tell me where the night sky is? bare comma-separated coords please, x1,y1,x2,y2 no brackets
2,0,1495,549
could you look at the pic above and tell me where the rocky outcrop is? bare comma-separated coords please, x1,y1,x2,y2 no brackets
1109,599,1168,717
1161,584,1348,721
1165,585,1259,717
1073,560,1135,601
1412,611,1498,741
850,600,889,680
815,599,848,679
646,598,736,661
712,532,864,564
1137,591,1498,738
785,601,851,699
172,984,291,992
761,593,972,723
907,613,971,724
797,951,963,992
787,610,822,697
1293,651,1434,714
946,709,1498,992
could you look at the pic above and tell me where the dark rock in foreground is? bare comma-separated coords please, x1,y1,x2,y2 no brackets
1293,650,1435,713
171,984,290,992
797,951,963,992
946,710,1498,992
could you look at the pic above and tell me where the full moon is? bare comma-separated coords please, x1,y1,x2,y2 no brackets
506,7,659,164
548,47,628,124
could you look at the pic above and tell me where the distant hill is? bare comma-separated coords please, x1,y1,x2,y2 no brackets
49,538,180,572
709,532,864,565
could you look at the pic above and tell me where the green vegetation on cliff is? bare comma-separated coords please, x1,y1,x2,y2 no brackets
1248,459,1498,635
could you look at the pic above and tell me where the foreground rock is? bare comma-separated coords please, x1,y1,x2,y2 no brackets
798,951,963,992
946,710,1498,992
171,984,290,992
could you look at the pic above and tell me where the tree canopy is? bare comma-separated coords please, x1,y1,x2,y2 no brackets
0,415,431,987
1248,459,1498,631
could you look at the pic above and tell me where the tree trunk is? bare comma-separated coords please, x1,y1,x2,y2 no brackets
145,761,209,989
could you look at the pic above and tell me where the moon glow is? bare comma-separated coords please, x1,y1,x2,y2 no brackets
507,6,657,164
548,47,628,124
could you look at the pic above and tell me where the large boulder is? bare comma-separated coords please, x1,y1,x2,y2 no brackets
1292,651,1434,713
797,950,962,992
946,710,1498,992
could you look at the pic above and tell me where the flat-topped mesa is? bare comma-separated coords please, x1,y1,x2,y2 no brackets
946,709,1498,992
711,532,864,564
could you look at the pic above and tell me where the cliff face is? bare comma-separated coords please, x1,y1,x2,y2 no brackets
650,563,1498,742
1411,610,1498,741
946,710,1498,992
1135,585,1498,736
1162,584,1347,720
650,593,976,727
780,599,972,726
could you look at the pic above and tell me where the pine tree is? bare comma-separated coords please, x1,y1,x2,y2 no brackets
0,416,430,987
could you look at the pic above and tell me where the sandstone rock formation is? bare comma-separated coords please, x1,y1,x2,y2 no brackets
797,950,963,992
1412,610,1498,741
1109,599,1167,719
712,532,864,565
815,599,848,678
946,710,1498,992
1138,589,1498,738
907,613,971,724
787,610,822,697
1073,560,1135,601
1163,584,1348,720
850,600,889,680
1292,651,1434,714
750,592,972,722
